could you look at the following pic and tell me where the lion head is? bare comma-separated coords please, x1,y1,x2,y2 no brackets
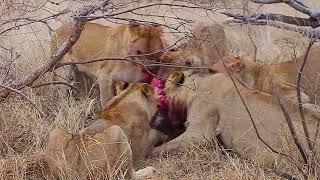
101,82,157,121
159,24,228,78
162,24,228,65
127,21,167,61
215,56,261,89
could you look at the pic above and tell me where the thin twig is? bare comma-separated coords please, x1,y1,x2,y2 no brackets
273,83,308,164
31,81,77,90
296,39,316,154
0,84,46,118
265,168,299,180
56,56,210,70
0,10,69,35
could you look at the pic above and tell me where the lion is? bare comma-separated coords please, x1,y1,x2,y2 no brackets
153,70,320,167
158,23,229,78
51,21,167,106
220,46,320,105
46,82,166,179
210,56,312,103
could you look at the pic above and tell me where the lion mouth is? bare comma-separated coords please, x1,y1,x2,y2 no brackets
141,68,168,109
141,69,168,124
150,77,168,109
142,70,187,142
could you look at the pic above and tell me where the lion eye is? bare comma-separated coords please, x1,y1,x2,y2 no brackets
177,73,185,85
152,23,160,27
185,61,192,66
169,48,178,52
113,81,129,96
178,76,185,85
122,82,129,90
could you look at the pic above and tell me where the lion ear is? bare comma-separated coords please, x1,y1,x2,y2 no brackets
224,57,243,74
113,81,129,96
129,20,140,27
170,71,185,85
128,20,142,35
169,48,178,52
141,83,154,98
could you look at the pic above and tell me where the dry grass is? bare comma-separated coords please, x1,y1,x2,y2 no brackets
1,0,320,179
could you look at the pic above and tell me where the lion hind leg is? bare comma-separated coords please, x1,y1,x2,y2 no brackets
152,104,220,155
46,128,73,177
91,125,135,179
97,76,113,107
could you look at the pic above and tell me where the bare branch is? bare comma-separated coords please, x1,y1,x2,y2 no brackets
296,39,316,154
251,0,283,4
107,3,212,17
223,15,320,39
31,81,77,90
273,83,308,164
56,57,210,70
251,0,320,19
266,168,299,180
223,12,320,28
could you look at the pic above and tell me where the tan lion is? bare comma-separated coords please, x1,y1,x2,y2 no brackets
46,82,165,179
153,70,319,167
158,23,229,78
220,46,320,105
51,22,166,106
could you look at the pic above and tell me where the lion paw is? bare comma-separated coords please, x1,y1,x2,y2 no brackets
135,166,156,178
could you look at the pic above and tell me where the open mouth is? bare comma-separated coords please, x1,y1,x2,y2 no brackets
142,70,187,143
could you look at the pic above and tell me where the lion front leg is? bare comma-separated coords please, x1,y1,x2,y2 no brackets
95,126,156,179
152,104,220,155
143,129,168,157
89,125,136,179
97,76,113,107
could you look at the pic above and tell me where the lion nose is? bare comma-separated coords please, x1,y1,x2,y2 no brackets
137,50,142,54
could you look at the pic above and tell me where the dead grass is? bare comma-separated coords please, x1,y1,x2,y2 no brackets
1,0,320,179
143,143,303,180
